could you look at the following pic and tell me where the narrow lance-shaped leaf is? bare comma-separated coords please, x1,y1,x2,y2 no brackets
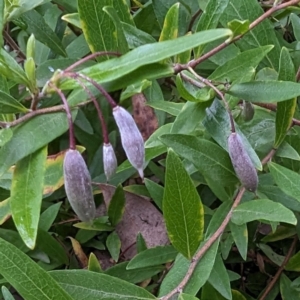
159,3,179,42
0,110,77,177
274,47,296,148
163,149,204,259
103,6,129,54
50,269,156,300
21,10,66,57
0,91,29,113
231,199,297,225
0,237,73,300
220,0,281,70
227,81,300,103
268,162,300,203
10,146,47,249
194,0,229,57
78,0,117,61
160,134,237,186
107,184,126,226
59,28,232,90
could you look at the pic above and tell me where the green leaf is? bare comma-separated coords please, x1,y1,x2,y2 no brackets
127,245,178,269
120,80,152,101
290,13,300,41
178,294,199,300
280,273,300,299
144,178,164,210
59,28,232,90
159,239,220,296
103,6,129,54
6,0,50,21
21,10,66,57
0,128,13,147
171,101,212,134
231,199,297,225
146,101,184,116
61,12,81,28
228,81,300,103
106,231,121,262
122,22,156,48
88,252,102,273
50,269,156,299
274,47,296,148
107,184,125,226
1,286,15,300
268,162,300,203
78,0,118,60
36,229,69,265
229,222,248,260
159,3,179,43
227,19,250,37
0,110,77,177
259,185,300,213
194,0,229,57
0,199,11,225
0,237,73,300
208,254,232,300
220,0,281,70
163,149,204,259
0,49,31,86
0,91,29,113
160,134,237,186
208,45,273,82
105,261,163,284
10,147,47,249
285,250,300,271
39,202,62,231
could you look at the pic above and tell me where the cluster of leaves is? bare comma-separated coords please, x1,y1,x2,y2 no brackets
1,0,300,299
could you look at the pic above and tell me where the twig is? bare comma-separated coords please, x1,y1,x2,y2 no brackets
259,235,298,300
64,71,117,108
50,84,76,149
187,67,236,132
0,100,92,128
296,65,300,82
188,9,202,32
3,30,26,60
174,0,300,72
64,51,121,72
68,74,109,144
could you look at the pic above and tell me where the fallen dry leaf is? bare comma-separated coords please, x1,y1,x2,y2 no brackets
132,93,158,141
97,183,169,259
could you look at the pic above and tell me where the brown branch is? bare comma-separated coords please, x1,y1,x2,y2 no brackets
3,30,26,60
64,51,121,72
174,0,300,72
188,9,202,32
259,235,298,300
0,100,92,128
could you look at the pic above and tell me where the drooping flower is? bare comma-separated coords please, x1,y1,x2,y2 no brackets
103,143,118,181
63,149,96,222
228,132,258,192
113,106,145,178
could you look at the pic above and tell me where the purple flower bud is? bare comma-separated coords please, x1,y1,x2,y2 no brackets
103,143,118,181
113,106,145,178
63,149,96,222
228,132,258,192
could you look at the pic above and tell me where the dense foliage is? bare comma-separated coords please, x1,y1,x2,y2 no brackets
1,0,300,299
